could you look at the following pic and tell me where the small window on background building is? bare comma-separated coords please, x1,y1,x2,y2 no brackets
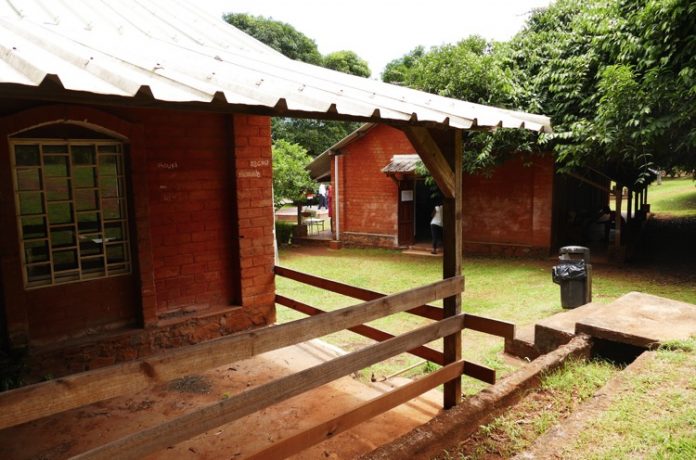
11,140,131,288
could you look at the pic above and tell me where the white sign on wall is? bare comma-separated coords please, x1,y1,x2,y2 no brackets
401,190,414,202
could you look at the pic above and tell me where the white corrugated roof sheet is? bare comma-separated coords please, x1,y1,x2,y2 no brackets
381,155,422,174
0,0,552,132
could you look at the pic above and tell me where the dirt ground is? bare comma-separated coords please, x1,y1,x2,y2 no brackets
0,340,442,459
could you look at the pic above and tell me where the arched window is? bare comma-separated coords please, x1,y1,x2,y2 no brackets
10,125,131,288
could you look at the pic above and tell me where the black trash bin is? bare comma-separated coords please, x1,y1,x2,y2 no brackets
552,246,592,309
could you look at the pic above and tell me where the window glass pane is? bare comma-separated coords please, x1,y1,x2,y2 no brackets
51,228,75,248
80,235,103,256
75,190,98,211
78,212,100,233
106,244,127,264
44,145,68,154
74,167,97,188
27,264,51,284
71,145,97,165
53,249,78,271
43,155,69,177
22,216,47,239
25,241,49,263
102,199,123,220
82,257,105,275
98,155,120,176
14,145,40,166
19,192,44,216
47,202,73,225
105,222,125,242
45,178,71,201
98,144,121,154
100,176,122,198
16,169,41,191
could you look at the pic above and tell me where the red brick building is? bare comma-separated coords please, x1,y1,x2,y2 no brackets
0,1,552,377
313,124,604,255
0,104,276,372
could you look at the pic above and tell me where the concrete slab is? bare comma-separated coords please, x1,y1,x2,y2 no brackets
575,292,696,348
534,302,606,354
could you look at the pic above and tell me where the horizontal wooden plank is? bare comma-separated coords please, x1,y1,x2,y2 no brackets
74,314,467,459
463,361,496,385
275,266,444,320
464,314,515,340
276,294,444,365
0,276,463,430
246,359,467,460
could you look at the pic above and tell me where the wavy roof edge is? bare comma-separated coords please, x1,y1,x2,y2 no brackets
0,0,552,133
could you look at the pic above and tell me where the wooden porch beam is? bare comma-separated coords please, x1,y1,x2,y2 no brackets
401,126,456,198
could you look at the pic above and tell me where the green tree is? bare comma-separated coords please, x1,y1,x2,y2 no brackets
272,140,315,210
223,13,323,65
272,118,359,157
383,36,535,172
323,50,371,77
382,46,425,84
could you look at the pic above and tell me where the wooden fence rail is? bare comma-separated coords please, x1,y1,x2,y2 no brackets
275,293,496,384
274,265,444,320
0,276,463,430
246,358,469,460
74,314,468,459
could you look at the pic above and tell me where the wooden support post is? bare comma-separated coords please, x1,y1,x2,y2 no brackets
614,184,622,248
401,126,456,198
434,128,463,409
626,188,633,222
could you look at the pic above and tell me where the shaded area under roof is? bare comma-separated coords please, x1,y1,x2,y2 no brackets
0,0,552,133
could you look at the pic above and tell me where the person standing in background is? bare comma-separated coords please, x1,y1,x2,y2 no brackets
318,183,327,210
430,202,443,254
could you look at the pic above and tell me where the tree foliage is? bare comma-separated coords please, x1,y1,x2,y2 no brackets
323,50,371,78
382,46,425,84
384,1,696,181
510,0,696,182
272,140,315,209
272,118,359,157
224,12,370,158
382,37,537,172
223,13,322,65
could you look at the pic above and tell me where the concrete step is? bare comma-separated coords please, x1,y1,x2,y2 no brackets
507,292,696,360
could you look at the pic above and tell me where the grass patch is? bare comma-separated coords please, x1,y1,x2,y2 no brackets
649,177,696,217
274,246,696,394
440,358,618,459
566,339,696,459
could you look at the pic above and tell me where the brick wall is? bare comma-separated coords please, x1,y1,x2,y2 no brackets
330,125,554,254
0,104,275,352
332,124,414,241
462,155,553,251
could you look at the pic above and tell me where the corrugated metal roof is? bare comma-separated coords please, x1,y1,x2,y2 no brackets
0,0,552,132
381,154,422,174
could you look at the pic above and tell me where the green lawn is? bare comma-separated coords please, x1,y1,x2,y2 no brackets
649,176,696,217
275,247,696,394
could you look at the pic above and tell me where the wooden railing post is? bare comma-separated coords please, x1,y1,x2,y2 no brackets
614,183,622,248
440,128,463,408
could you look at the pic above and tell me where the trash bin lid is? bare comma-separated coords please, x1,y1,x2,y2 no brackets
559,246,590,255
